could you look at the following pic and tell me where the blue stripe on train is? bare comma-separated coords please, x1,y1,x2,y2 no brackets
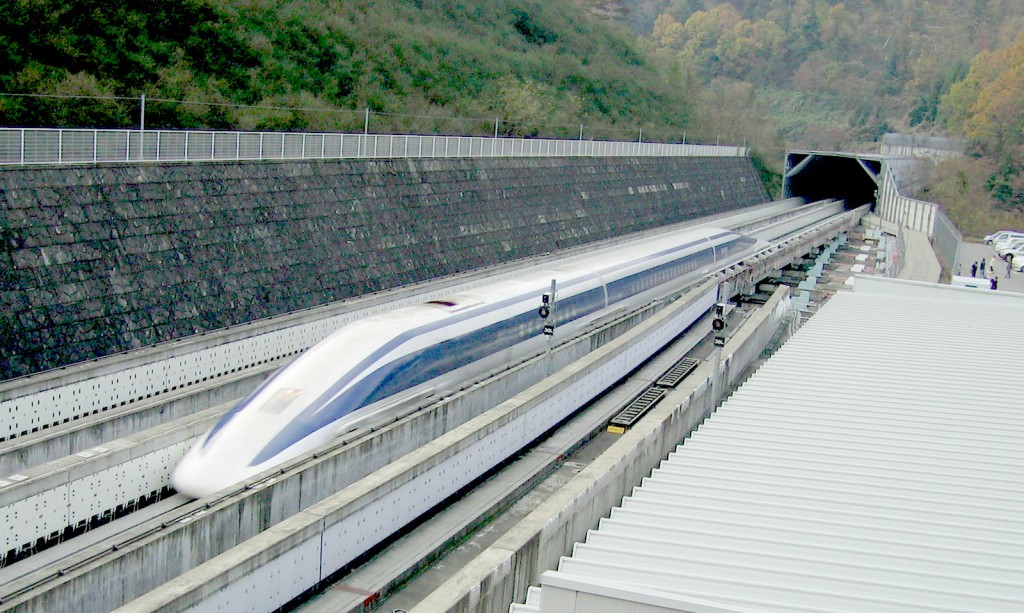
249,239,739,465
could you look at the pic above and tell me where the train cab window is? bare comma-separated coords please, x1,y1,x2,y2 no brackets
257,388,304,414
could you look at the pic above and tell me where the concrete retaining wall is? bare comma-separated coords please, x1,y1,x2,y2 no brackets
112,287,719,612
410,285,792,613
1,281,706,613
1,156,767,380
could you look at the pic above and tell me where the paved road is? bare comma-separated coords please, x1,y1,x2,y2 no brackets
955,241,1024,293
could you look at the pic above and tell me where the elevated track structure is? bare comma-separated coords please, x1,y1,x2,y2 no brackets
1,134,886,612
1,198,864,612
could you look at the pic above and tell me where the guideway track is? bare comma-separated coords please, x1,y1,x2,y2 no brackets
0,201,861,612
118,281,722,612
2,274,720,613
0,402,228,571
302,307,721,612
0,200,812,565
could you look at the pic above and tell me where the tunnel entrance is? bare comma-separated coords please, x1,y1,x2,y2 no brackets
782,151,882,208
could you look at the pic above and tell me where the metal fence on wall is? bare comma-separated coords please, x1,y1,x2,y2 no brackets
932,209,963,272
877,162,963,275
877,164,937,235
0,128,747,166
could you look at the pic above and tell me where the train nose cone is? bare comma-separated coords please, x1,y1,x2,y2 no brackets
171,453,223,498
171,442,251,499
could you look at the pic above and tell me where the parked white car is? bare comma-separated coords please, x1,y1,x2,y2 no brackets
986,230,1024,244
993,234,1024,253
1006,248,1024,271
997,238,1024,259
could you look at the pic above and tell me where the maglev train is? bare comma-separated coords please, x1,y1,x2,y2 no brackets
171,226,761,497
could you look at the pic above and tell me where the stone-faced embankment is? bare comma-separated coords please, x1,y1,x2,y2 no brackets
0,155,766,380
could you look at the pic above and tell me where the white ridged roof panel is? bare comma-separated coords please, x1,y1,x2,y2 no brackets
547,277,1024,612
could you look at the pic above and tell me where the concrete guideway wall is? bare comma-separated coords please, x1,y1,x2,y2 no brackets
114,286,720,612
1,156,766,382
0,401,227,557
0,365,268,475
1,281,714,613
410,285,793,613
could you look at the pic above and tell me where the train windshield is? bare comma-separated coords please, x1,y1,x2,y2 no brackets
256,388,304,414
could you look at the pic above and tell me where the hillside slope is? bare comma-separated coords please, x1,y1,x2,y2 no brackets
626,0,1024,150
0,0,697,142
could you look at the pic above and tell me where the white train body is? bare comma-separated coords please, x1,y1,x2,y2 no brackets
171,226,759,497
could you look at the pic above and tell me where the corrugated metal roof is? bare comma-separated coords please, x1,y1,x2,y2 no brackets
534,277,1024,612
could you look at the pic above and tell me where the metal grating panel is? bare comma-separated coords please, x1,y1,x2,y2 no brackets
654,357,700,388
609,387,667,428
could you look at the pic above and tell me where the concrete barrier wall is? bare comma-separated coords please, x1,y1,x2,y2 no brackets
0,403,219,556
1,156,767,380
1,282,705,613
111,286,720,613
0,369,267,474
410,285,792,613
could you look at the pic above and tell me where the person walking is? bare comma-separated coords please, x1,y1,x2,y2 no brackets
981,258,987,278
971,262,978,277
957,262,963,276
991,276,999,290
1008,258,1013,279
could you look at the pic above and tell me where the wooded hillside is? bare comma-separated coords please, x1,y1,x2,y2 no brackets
5,0,1024,222
627,0,1024,223
0,0,696,142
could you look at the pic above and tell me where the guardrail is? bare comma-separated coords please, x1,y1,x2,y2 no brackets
0,128,747,166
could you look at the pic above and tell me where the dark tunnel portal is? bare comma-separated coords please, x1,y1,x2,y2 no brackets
784,153,880,209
